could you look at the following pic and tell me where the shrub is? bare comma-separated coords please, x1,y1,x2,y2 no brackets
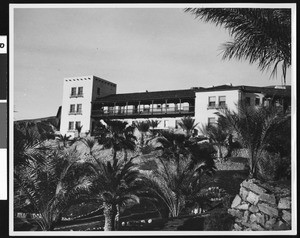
203,212,235,230
257,151,291,181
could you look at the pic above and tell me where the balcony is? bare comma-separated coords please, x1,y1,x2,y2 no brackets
207,104,227,110
68,111,82,115
70,93,84,98
92,106,195,119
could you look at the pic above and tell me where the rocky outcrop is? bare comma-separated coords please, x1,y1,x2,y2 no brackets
228,179,291,231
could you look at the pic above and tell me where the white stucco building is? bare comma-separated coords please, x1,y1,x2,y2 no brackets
59,75,291,137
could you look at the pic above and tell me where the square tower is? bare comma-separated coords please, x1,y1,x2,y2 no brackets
59,75,116,137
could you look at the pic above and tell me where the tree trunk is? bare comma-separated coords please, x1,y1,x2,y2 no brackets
103,202,116,231
114,204,120,231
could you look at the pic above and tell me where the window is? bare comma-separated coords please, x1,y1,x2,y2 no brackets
97,87,100,95
71,87,76,96
255,97,260,106
164,120,168,127
78,87,83,96
208,117,216,125
219,96,226,107
68,121,74,130
77,104,82,113
208,96,216,107
70,104,75,113
245,97,251,106
75,121,81,129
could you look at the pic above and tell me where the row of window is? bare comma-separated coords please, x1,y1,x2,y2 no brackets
69,104,82,114
70,87,101,97
208,96,226,108
71,87,83,97
68,121,81,131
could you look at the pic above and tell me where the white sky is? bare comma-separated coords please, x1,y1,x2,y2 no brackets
13,6,292,120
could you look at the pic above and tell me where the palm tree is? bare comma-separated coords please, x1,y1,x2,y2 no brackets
185,8,291,84
142,130,216,217
83,142,143,231
148,119,161,136
133,120,150,148
55,134,76,148
200,118,228,162
94,120,136,162
15,145,92,231
178,116,198,137
216,102,290,178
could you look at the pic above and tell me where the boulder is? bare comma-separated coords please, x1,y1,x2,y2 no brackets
242,181,267,195
228,209,243,219
249,205,259,213
239,187,249,201
281,210,291,224
258,203,278,217
231,194,242,208
265,218,277,230
246,191,259,205
278,197,291,210
259,193,276,205
249,214,257,223
234,223,242,231
236,203,249,210
242,210,249,223
250,223,265,231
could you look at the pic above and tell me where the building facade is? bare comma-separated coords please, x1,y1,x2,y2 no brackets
59,75,291,137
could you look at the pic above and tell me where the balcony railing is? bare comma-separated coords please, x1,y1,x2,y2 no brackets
207,104,228,110
70,93,84,98
68,111,82,115
92,106,195,118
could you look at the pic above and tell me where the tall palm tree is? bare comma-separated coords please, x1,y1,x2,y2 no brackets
216,102,290,178
83,143,143,231
178,116,198,137
94,120,136,162
185,8,291,84
142,131,216,217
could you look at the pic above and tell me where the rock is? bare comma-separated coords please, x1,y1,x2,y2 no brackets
258,203,278,217
228,209,243,219
242,181,267,195
273,220,291,230
231,194,242,208
234,223,242,231
256,212,265,226
259,193,276,205
242,210,249,223
241,221,251,228
249,214,257,223
249,205,259,213
251,223,265,231
239,187,249,201
246,191,259,205
236,203,249,210
278,197,291,210
282,210,291,224
265,217,276,230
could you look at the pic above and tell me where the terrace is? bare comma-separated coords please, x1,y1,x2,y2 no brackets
91,89,196,119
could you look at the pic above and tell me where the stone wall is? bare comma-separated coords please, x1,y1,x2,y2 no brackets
228,179,291,231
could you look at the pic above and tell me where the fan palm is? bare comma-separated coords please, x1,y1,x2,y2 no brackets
185,8,291,84
216,102,290,178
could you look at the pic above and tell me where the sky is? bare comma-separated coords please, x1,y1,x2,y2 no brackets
13,6,292,121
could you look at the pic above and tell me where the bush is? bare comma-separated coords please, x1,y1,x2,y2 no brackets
203,212,235,230
231,148,249,158
257,151,291,181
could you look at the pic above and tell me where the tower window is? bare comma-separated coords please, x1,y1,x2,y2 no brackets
255,97,260,106
70,104,75,113
245,97,251,106
71,87,76,96
75,121,81,129
78,87,83,96
77,104,82,113
97,87,100,95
